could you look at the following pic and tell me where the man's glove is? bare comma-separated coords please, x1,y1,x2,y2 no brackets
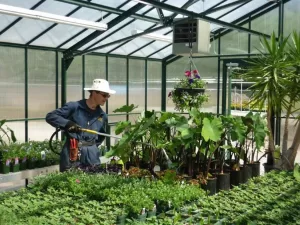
65,121,81,133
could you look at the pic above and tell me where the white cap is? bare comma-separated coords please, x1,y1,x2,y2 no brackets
84,79,116,94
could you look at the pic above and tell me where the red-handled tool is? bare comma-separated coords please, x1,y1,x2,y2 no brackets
69,138,79,161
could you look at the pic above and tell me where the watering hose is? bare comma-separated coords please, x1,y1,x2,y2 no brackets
49,128,173,166
49,128,62,155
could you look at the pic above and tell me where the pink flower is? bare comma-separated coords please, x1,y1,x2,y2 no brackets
168,92,172,97
193,70,198,74
75,179,80,183
184,71,191,77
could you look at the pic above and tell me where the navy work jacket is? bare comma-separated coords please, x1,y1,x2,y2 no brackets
46,99,107,171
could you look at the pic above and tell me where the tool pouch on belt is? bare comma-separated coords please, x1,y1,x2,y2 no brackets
69,138,79,161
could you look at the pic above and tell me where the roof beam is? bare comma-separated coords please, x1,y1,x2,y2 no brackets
128,0,226,56
54,0,160,23
211,0,289,39
56,1,129,49
203,0,252,15
134,0,271,38
106,24,157,54
146,43,171,58
0,0,46,36
64,3,146,58
109,0,198,56
87,0,168,52
74,25,166,57
26,2,87,45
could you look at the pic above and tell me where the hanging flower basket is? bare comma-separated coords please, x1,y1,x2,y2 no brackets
169,70,209,112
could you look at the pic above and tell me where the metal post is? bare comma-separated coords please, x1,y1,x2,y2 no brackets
55,51,59,140
161,60,167,111
82,55,85,99
61,58,67,106
221,63,227,115
145,59,148,111
275,0,284,145
217,33,221,115
126,57,129,121
25,48,28,142
227,66,232,116
105,55,108,114
226,63,239,115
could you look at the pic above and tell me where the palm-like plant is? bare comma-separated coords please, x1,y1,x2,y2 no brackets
242,32,291,166
281,31,300,169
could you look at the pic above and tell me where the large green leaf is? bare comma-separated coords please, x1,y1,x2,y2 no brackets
294,163,300,182
113,104,138,113
6,127,17,143
201,117,222,142
0,119,6,128
231,117,247,143
114,121,131,135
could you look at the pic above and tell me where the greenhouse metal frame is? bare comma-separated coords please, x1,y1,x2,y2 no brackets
0,0,296,144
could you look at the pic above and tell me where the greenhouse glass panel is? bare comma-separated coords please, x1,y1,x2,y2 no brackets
193,58,219,113
89,19,156,52
32,7,111,47
284,0,300,36
67,56,83,102
0,1,77,44
0,0,38,8
221,24,248,55
108,57,127,115
0,47,25,119
206,0,244,19
91,0,128,8
28,50,56,118
148,45,172,59
85,55,106,96
5,122,25,143
217,0,267,23
147,61,162,111
137,6,159,19
250,8,278,54
79,15,131,51
28,120,56,141
129,59,145,112
63,14,118,50
166,57,189,112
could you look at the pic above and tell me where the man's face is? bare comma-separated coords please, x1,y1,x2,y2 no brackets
94,91,110,106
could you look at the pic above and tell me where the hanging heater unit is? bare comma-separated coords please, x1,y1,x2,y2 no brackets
172,19,211,56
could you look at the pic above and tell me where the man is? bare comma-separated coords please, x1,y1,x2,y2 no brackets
46,79,115,172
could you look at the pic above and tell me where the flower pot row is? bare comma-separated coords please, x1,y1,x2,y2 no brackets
116,210,156,225
0,159,59,174
201,162,261,195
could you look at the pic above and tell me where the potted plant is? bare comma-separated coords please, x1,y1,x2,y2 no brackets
168,70,209,112
242,32,291,170
243,31,300,170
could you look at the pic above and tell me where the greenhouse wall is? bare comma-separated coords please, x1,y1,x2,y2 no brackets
1,0,299,144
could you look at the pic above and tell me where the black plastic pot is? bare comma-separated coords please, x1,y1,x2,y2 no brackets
0,163,10,174
10,163,20,173
147,210,157,218
201,177,217,195
216,173,230,192
241,165,252,183
116,214,127,225
134,213,147,222
263,163,276,173
175,87,205,95
249,162,260,177
230,170,242,188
